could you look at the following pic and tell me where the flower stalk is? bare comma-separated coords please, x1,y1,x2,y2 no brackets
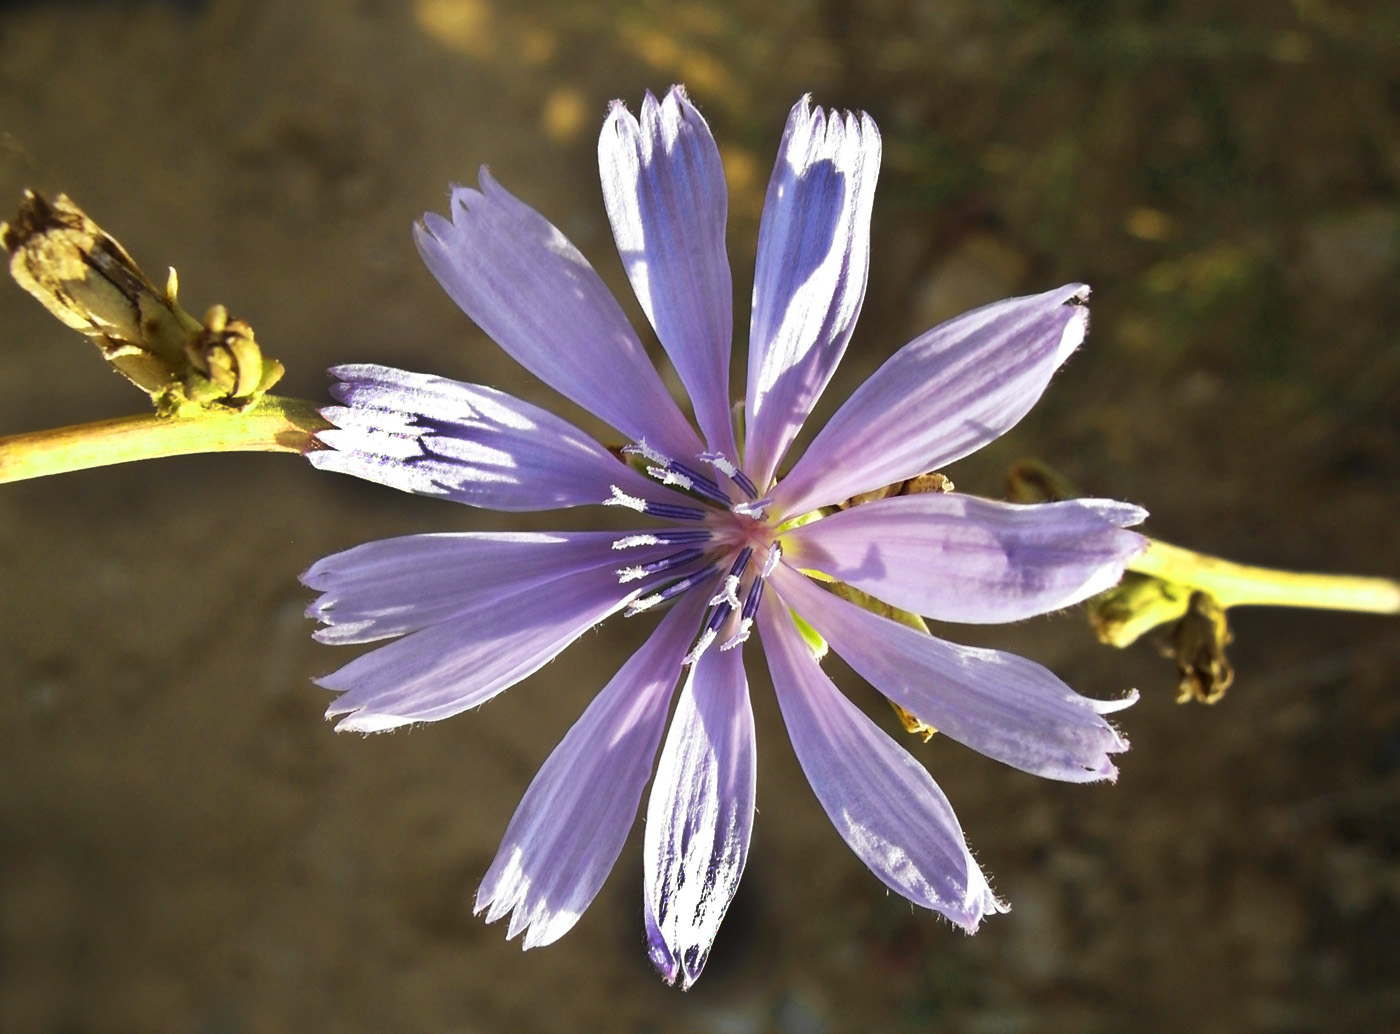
0,395,328,483
1127,539,1400,615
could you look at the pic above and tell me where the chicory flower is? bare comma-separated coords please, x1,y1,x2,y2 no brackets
304,86,1144,988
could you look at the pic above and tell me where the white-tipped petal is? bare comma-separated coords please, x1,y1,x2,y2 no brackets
600,87,736,456
643,647,755,988
744,97,881,490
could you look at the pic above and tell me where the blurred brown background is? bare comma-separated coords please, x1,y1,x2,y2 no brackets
2,1,1398,1031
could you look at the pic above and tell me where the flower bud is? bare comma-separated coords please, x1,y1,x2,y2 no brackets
2,191,282,413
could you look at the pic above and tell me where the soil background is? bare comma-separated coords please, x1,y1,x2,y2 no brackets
2,2,1399,1032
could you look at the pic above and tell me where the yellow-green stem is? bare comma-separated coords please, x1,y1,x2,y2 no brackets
0,395,329,483
1129,539,1400,614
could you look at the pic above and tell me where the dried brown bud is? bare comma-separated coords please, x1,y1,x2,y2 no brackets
3,191,282,414
1168,591,1235,704
3,191,197,400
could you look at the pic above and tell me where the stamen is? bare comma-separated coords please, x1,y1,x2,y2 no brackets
604,485,647,512
616,548,705,584
645,501,709,522
611,530,712,551
647,466,694,492
622,439,670,466
683,627,719,667
709,548,753,609
710,576,742,610
698,450,738,477
633,456,731,507
720,620,752,651
607,484,708,521
721,575,767,651
665,461,731,506
704,600,735,633
625,564,719,617
689,591,737,662
731,497,771,519
739,570,761,618
761,543,783,578
700,451,759,499
613,533,661,550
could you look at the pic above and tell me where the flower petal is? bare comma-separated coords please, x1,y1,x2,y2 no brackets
303,530,676,646
317,564,642,733
772,284,1091,518
599,86,736,457
758,597,1004,929
783,494,1147,623
415,170,701,459
743,97,880,491
771,565,1135,782
476,589,706,949
311,364,689,512
643,644,755,988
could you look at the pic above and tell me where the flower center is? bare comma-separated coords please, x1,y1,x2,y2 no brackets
605,439,789,664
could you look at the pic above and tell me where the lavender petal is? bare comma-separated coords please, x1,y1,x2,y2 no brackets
643,645,755,989
318,565,642,733
772,565,1136,783
312,364,690,512
303,529,676,646
758,597,1004,929
415,170,701,459
784,494,1147,623
600,86,736,457
743,97,880,491
476,591,705,949
772,285,1091,518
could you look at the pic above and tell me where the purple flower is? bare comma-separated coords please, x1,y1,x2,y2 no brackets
304,86,1145,988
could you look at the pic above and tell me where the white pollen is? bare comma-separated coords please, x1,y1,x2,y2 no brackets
648,466,693,491
684,627,718,667
613,534,662,550
731,498,769,519
721,620,752,651
604,485,647,512
699,452,739,478
710,575,741,610
625,593,664,617
616,566,647,583
623,438,669,465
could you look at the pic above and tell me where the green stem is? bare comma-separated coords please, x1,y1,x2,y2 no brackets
1128,539,1400,614
0,395,329,483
